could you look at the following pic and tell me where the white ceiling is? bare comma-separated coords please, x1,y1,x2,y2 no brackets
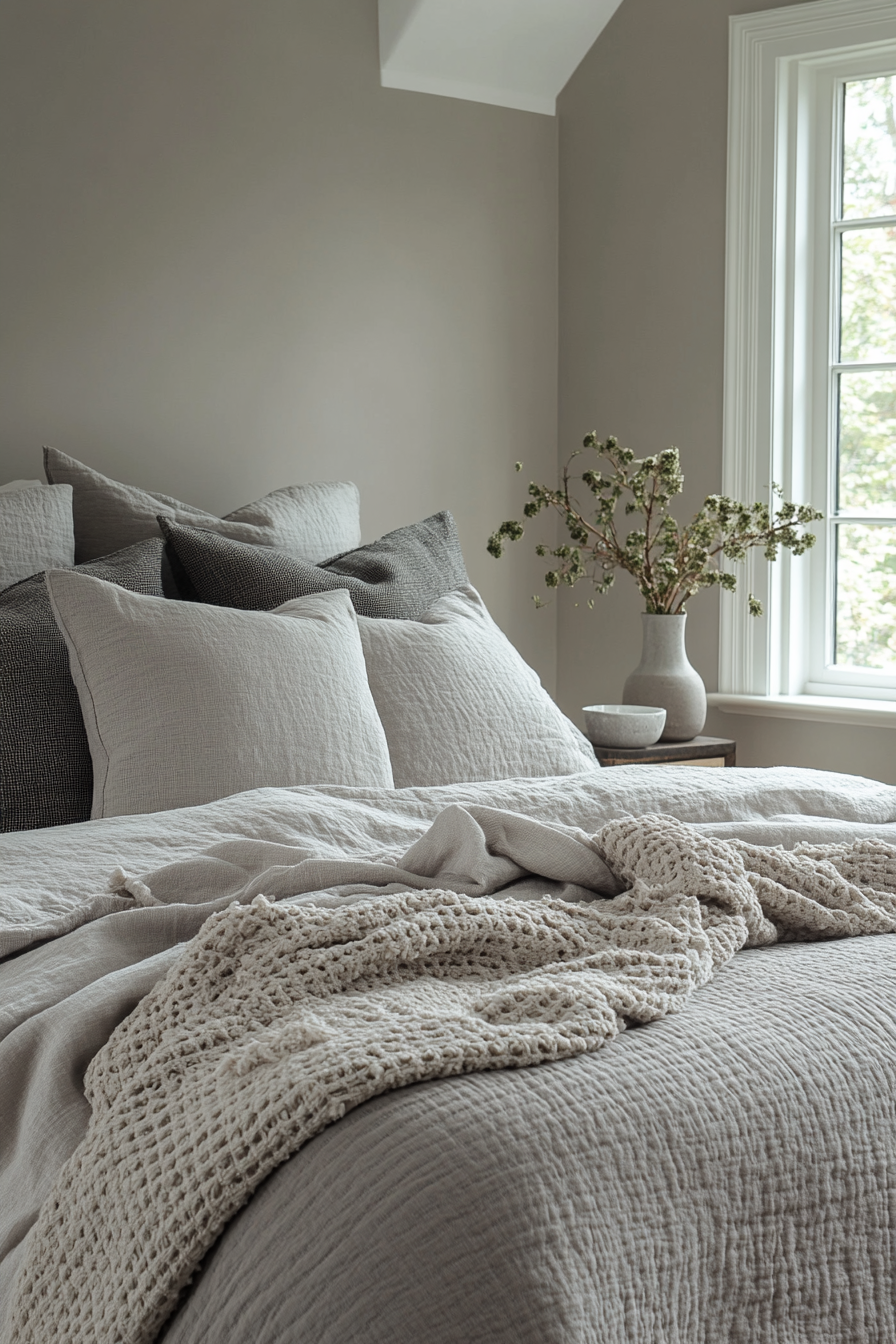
378,0,624,117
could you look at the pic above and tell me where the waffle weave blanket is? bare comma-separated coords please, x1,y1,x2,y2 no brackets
6,808,896,1344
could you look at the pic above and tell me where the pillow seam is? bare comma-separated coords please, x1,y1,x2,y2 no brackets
45,579,110,819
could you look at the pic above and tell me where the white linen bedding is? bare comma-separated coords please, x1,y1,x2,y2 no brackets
1,765,895,1343
4,765,896,956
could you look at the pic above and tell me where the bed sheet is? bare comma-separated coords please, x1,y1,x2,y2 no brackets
1,766,895,1342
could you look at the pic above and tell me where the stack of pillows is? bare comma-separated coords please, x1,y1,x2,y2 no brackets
0,448,598,832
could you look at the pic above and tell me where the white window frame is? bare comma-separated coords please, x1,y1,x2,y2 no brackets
809,59,896,696
714,0,896,727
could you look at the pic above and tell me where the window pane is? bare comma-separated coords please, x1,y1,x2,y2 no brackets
842,76,896,220
838,370,896,516
835,522,896,669
840,226,896,361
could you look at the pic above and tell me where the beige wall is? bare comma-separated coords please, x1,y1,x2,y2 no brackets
4,0,890,778
555,0,896,783
0,0,559,686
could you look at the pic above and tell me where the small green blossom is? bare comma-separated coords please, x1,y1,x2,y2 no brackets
489,436,822,615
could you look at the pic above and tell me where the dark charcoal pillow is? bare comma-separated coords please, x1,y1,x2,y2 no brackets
0,539,171,832
159,511,468,620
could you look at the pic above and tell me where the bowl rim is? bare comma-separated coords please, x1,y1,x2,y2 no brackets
582,704,666,717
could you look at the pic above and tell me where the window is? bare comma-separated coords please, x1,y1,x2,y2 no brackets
720,1,896,716
825,76,896,683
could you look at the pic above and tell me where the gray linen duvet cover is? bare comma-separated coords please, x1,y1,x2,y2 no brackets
160,937,895,1344
2,766,895,1343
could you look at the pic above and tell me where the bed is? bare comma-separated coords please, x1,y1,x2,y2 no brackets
0,458,894,1344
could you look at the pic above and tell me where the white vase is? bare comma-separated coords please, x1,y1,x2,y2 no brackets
622,613,706,742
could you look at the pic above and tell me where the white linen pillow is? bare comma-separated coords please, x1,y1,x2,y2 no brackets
46,573,393,818
0,484,74,591
349,584,599,787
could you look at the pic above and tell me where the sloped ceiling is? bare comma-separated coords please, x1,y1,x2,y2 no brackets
378,0,624,116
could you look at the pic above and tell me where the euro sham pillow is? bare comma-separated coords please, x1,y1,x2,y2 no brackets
352,585,600,787
46,575,393,818
158,511,468,619
0,484,74,591
44,446,361,564
0,539,169,832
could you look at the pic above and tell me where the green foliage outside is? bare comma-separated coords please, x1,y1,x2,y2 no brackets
836,76,896,669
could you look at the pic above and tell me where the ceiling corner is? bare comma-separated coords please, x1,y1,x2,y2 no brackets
378,0,624,116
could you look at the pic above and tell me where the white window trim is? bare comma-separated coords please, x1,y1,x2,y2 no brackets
719,0,896,725
707,690,896,726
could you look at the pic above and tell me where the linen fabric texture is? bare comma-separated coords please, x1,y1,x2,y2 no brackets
0,485,74,592
159,511,468,619
0,540,168,833
7,765,896,959
6,807,896,1344
44,447,361,564
45,574,394,818
352,585,600,787
1,771,895,1341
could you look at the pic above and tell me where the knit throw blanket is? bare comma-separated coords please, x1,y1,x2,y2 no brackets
8,813,896,1344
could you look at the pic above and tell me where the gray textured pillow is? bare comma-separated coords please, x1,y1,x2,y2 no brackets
0,540,169,832
0,484,74,591
46,575,393,818
158,512,468,619
44,446,361,564
354,586,599,788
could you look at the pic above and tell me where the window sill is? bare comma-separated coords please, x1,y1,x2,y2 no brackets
707,692,896,728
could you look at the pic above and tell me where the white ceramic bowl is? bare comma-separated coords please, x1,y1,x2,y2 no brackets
582,704,666,749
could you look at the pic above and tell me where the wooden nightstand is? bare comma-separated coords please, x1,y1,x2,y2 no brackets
592,735,736,768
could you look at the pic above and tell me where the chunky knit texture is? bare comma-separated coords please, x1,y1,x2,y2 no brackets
7,814,896,1344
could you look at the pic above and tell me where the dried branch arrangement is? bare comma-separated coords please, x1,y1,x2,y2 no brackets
488,434,823,615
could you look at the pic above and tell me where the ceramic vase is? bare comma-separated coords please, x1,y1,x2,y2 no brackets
622,613,706,742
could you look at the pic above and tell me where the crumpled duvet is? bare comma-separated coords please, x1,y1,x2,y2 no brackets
4,765,896,957
2,767,896,1344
